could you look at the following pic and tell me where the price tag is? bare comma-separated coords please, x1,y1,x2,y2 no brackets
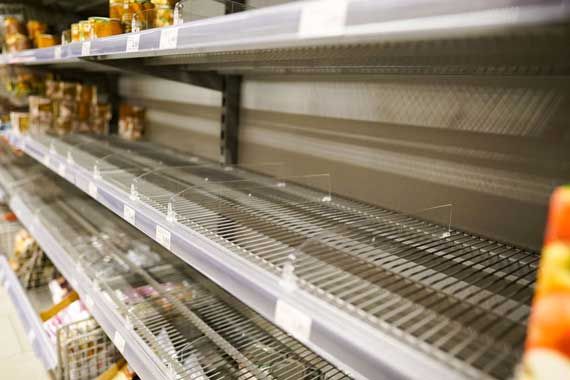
84,295,94,311
156,225,171,250
299,0,347,38
275,300,312,342
54,46,62,60
126,34,140,52
159,28,178,50
88,182,98,198
27,330,36,343
81,41,91,56
113,331,126,354
58,162,66,177
123,204,135,225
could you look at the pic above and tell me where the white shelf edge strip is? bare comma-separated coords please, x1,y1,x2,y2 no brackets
0,0,567,65
9,132,466,380
8,194,172,380
0,255,58,370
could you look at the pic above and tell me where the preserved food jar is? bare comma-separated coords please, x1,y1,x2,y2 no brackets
110,0,127,20
154,4,174,28
61,30,71,45
10,112,30,135
89,17,123,38
4,17,24,35
26,20,47,41
35,34,56,48
5,34,30,53
71,23,80,42
79,20,92,41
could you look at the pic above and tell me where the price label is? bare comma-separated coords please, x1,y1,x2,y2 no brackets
113,331,126,354
156,225,171,250
299,0,347,38
54,46,62,60
159,28,178,50
58,162,66,177
88,182,98,198
275,300,312,342
81,41,91,56
123,204,135,225
126,34,140,52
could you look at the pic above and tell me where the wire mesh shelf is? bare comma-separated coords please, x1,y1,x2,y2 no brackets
10,132,539,380
5,157,354,380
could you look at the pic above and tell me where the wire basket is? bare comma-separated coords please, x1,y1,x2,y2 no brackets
56,317,120,380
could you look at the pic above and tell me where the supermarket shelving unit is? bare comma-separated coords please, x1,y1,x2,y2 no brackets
0,255,58,371
6,131,538,380
1,161,353,380
2,0,568,379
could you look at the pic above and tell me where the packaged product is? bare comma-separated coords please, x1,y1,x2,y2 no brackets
71,23,81,42
518,186,570,380
119,103,145,140
26,20,47,41
89,17,123,38
29,95,53,132
9,112,29,134
35,33,56,48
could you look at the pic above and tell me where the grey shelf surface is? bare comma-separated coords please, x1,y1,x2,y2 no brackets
7,131,539,380
0,255,58,370
2,155,354,380
1,0,569,75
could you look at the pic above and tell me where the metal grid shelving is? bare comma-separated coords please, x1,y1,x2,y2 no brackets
2,156,354,380
8,131,538,380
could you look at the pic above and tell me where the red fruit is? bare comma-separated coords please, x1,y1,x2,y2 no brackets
545,186,570,245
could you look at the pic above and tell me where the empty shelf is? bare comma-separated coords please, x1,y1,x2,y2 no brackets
2,160,353,380
7,131,538,380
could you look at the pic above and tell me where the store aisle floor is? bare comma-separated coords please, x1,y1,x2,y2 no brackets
0,285,50,380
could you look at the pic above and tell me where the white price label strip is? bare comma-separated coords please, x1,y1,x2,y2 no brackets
88,182,98,198
159,28,178,50
274,300,312,342
126,34,140,52
81,41,91,56
54,46,62,60
113,331,126,354
58,162,66,177
123,204,135,225
299,0,347,38
85,295,94,311
156,225,171,250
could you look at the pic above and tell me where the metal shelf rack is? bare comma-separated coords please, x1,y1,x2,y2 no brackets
0,255,58,370
8,131,538,380
1,0,569,76
2,159,354,380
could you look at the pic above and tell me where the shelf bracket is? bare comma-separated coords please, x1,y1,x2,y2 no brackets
220,75,241,165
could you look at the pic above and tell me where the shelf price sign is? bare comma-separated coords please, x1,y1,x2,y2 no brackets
159,28,178,50
54,46,62,60
81,41,91,56
126,34,140,53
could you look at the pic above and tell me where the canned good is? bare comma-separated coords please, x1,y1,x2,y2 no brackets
89,17,123,38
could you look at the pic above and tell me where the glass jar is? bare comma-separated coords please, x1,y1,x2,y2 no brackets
5,33,30,53
26,20,47,41
110,0,127,20
71,23,81,42
61,30,72,45
79,20,92,41
10,112,30,135
4,16,24,35
35,34,56,48
89,17,123,38
154,4,174,28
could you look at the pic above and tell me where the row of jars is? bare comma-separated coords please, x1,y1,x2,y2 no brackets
3,17,57,52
